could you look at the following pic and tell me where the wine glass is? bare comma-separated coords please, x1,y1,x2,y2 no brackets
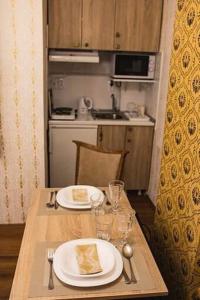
108,180,124,212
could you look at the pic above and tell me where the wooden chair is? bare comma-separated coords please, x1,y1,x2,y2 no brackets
73,140,128,186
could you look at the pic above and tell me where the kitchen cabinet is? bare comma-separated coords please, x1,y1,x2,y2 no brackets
48,0,82,49
49,124,97,187
98,125,126,151
82,0,115,50
114,0,163,52
48,0,115,50
48,0,163,52
97,125,154,190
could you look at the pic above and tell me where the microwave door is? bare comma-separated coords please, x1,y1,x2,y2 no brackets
114,55,151,79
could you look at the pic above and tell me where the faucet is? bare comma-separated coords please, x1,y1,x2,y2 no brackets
111,94,118,112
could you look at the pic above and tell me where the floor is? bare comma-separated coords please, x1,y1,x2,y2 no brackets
0,192,159,300
0,224,25,300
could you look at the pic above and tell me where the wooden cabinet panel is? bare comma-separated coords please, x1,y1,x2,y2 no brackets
122,126,154,190
48,0,163,51
97,125,126,151
98,125,154,190
115,0,163,51
82,0,115,50
48,0,82,49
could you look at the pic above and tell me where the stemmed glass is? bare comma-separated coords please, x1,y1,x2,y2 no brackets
108,180,124,212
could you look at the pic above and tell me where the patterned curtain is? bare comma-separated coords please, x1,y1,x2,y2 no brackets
0,0,45,223
154,0,200,299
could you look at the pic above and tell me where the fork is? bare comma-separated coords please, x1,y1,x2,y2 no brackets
47,248,54,290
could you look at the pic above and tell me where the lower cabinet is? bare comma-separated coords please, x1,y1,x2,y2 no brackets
49,124,97,187
97,125,154,190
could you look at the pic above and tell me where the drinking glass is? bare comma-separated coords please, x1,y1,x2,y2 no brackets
113,208,136,246
90,192,102,215
95,206,113,241
117,208,135,245
108,180,124,212
127,102,138,118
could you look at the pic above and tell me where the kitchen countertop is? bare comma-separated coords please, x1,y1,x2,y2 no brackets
48,118,154,127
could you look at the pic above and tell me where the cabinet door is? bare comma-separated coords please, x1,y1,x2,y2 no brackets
97,125,126,151
114,0,163,51
122,126,154,190
49,126,97,187
48,0,82,49
82,0,115,50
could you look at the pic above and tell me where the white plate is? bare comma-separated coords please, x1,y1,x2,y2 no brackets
56,185,104,209
55,239,115,279
53,238,123,287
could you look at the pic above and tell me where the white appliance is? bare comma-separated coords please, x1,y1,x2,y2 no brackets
51,107,76,120
77,97,93,120
49,50,99,63
112,53,156,80
49,124,97,187
48,89,76,120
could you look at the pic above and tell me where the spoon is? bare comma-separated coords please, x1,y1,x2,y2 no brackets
122,243,137,283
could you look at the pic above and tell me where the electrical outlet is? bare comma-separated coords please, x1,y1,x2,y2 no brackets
51,77,64,90
58,78,64,89
51,78,58,89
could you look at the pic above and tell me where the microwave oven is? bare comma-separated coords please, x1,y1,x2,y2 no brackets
112,53,156,80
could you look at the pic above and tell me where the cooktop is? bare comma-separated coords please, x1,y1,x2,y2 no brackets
51,107,76,120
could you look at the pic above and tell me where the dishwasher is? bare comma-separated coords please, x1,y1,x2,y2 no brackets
49,123,98,187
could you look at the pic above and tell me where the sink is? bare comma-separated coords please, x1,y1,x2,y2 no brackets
92,110,128,120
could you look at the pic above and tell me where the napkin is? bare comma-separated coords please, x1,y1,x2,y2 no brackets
72,189,89,203
75,244,103,275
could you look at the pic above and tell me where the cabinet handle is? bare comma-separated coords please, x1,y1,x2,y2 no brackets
128,127,133,132
115,44,120,49
115,32,120,38
127,139,132,143
84,42,89,47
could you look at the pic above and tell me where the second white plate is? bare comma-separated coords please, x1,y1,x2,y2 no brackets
56,185,104,209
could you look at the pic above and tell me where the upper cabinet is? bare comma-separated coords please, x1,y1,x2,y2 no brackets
82,0,115,50
48,0,163,52
114,0,163,52
48,0,82,49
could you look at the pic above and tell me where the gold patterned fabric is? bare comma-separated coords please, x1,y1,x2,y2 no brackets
0,1,45,223
154,1,200,299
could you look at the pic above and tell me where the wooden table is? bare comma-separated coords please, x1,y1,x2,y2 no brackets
10,188,167,299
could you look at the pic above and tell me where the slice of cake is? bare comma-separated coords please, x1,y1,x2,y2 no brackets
75,244,102,275
72,188,89,203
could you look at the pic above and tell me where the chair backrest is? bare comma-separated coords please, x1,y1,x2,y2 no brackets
73,140,127,187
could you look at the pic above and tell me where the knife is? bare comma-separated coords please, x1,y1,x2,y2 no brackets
54,191,59,209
